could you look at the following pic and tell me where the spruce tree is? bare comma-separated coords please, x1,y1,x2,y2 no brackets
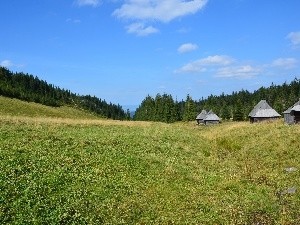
233,99,244,121
183,94,196,122
221,106,231,120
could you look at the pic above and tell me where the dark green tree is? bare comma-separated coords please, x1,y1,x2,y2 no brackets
233,99,244,121
183,94,196,122
221,105,231,120
126,109,131,120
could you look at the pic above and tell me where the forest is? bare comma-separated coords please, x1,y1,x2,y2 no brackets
0,67,128,120
133,78,300,122
1,66,300,123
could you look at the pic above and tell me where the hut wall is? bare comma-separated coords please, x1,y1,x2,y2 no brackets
197,120,205,125
284,113,295,124
197,119,205,125
294,111,300,124
251,117,280,123
204,120,219,125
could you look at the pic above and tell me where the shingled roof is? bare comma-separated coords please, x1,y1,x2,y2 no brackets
196,110,207,120
204,113,220,121
283,99,300,114
248,100,281,118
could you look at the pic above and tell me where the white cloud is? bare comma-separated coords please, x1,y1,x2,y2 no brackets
174,55,261,79
195,55,235,66
113,0,208,36
272,58,298,70
126,22,159,36
175,64,207,74
216,65,261,79
0,60,13,67
174,55,235,73
286,31,300,46
175,54,298,79
75,0,101,7
158,85,166,89
177,27,191,33
0,60,25,68
113,0,207,22
66,18,81,23
178,43,198,54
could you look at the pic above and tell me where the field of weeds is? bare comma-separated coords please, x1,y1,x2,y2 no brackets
0,98,299,224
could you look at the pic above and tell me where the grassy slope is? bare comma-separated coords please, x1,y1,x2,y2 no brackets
0,96,299,224
0,96,101,119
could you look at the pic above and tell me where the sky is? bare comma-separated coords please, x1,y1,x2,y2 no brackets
1,0,300,110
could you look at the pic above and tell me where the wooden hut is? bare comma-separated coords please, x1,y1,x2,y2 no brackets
196,110,207,125
196,109,220,125
203,110,220,125
283,99,300,124
248,100,281,123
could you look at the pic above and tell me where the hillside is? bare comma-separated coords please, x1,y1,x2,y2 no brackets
0,67,128,120
0,103,299,223
0,96,101,120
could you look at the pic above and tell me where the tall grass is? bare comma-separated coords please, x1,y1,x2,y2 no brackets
0,97,299,224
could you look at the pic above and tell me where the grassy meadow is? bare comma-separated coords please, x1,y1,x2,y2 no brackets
0,97,299,224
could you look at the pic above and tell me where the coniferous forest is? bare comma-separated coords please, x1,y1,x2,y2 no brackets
0,67,127,120
1,66,300,123
134,78,300,122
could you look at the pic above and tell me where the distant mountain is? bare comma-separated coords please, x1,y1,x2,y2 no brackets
122,105,138,119
122,105,139,112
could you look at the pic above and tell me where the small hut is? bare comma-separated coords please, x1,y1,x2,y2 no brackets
203,110,220,125
248,100,281,123
196,110,207,125
283,99,300,124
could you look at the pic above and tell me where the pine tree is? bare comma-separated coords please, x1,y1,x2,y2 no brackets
233,99,244,121
221,106,231,120
183,94,196,122
126,109,131,120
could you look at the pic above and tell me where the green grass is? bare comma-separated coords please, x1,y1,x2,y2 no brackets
0,96,100,119
0,97,299,224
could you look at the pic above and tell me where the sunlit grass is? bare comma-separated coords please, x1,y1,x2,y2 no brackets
0,97,299,224
0,96,100,119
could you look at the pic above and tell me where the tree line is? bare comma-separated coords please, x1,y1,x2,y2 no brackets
133,78,300,122
2,66,299,123
0,67,128,120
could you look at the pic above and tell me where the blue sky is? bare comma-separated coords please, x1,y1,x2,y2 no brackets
1,0,300,110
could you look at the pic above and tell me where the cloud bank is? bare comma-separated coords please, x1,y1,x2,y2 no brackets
113,0,208,22
272,58,298,70
75,0,101,7
178,43,198,54
126,22,159,36
0,60,13,67
174,55,235,73
216,66,261,79
287,31,300,46
174,55,299,79
112,0,208,36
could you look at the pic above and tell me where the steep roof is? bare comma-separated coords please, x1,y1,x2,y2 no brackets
291,105,300,112
196,109,220,121
248,100,281,118
204,113,220,121
283,99,300,113
196,110,207,120
207,109,214,114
